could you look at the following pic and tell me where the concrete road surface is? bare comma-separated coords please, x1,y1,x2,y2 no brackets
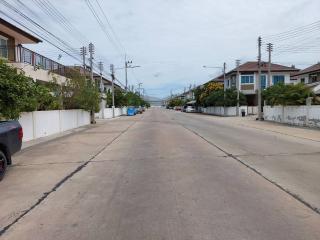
1,108,320,240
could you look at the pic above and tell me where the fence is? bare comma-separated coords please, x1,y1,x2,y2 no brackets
19,110,90,142
201,106,248,116
264,105,320,128
95,107,128,119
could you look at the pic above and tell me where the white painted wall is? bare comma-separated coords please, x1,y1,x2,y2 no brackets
202,106,248,116
8,62,67,85
100,107,128,119
19,110,90,142
264,105,320,128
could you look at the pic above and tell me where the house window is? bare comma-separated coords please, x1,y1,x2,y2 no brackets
261,75,266,89
241,75,254,84
0,36,8,59
301,78,305,84
273,75,285,85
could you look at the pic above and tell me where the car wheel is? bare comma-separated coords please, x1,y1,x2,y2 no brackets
0,150,8,181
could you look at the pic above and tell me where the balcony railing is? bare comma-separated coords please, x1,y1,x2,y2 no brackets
1,44,67,77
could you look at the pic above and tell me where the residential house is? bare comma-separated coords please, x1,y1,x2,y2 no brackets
223,61,299,105
0,18,68,85
292,63,320,95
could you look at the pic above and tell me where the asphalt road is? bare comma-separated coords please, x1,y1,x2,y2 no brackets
1,108,320,240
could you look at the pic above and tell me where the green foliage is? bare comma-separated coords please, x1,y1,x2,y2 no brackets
106,88,127,107
106,90,149,108
0,60,60,119
168,98,184,107
263,83,314,106
62,70,100,112
194,82,224,106
205,88,246,107
0,60,100,120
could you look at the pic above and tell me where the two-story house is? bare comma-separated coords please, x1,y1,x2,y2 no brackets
0,18,68,85
224,61,300,105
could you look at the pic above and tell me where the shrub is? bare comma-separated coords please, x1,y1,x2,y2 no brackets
0,60,100,119
168,98,184,108
0,60,60,119
205,87,246,107
263,83,314,106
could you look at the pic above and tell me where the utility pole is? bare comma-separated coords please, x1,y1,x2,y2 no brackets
223,62,226,117
124,58,138,92
80,46,87,75
267,43,273,88
257,36,263,121
138,83,143,96
88,43,94,83
98,61,104,91
98,61,105,119
110,64,115,118
236,60,241,116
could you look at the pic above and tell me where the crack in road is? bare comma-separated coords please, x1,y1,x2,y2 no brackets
179,123,320,216
0,121,137,237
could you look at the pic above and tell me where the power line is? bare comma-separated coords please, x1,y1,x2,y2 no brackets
93,0,126,53
84,0,124,56
0,0,80,57
0,10,82,64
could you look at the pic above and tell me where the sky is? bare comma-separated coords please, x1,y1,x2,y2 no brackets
2,0,320,98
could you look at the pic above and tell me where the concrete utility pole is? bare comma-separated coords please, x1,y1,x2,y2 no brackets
236,60,241,116
98,62,104,91
257,36,263,121
110,64,115,118
124,58,140,92
98,62,105,119
88,43,94,83
80,46,87,74
267,43,273,88
138,83,143,96
223,62,226,117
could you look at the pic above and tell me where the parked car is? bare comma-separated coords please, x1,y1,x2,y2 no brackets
0,121,23,181
182,106,187,112
185,106,196,113
174,106,182,111
135,106,143,114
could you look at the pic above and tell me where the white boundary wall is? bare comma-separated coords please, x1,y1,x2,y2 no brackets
264,105,320,128
99,107,128,119
19,110,90,142
202,106,248,116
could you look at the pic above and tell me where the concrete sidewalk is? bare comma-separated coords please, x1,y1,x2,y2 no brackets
0,115,140,229
201,114,320,142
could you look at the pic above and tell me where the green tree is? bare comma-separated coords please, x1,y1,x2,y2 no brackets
63,69,100,112
263,83,315,106
205,88,246,107
168,98,184,107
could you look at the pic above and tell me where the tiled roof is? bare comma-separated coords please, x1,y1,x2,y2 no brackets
292,63,320,76
227,61,299,74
